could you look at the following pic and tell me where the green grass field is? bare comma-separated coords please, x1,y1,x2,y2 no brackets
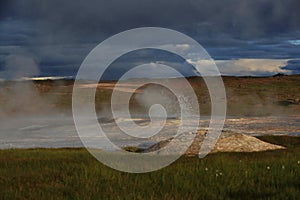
0,136,299,199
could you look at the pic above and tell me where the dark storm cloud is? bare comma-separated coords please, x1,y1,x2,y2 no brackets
0,19,36,46
281,60,300,74
3,0,300,40
207,37,300,60
102,49,198,80
1,0,300,42
1,0,300,78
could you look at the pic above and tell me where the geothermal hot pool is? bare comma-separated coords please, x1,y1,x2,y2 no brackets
0,115,299,149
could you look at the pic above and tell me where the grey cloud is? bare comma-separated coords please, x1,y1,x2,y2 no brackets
281,59,300,74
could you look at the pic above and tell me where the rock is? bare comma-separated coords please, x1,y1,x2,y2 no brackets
143,131,285,155
211,132,285,153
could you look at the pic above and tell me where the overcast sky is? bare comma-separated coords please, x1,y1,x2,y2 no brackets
0,0,300,79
